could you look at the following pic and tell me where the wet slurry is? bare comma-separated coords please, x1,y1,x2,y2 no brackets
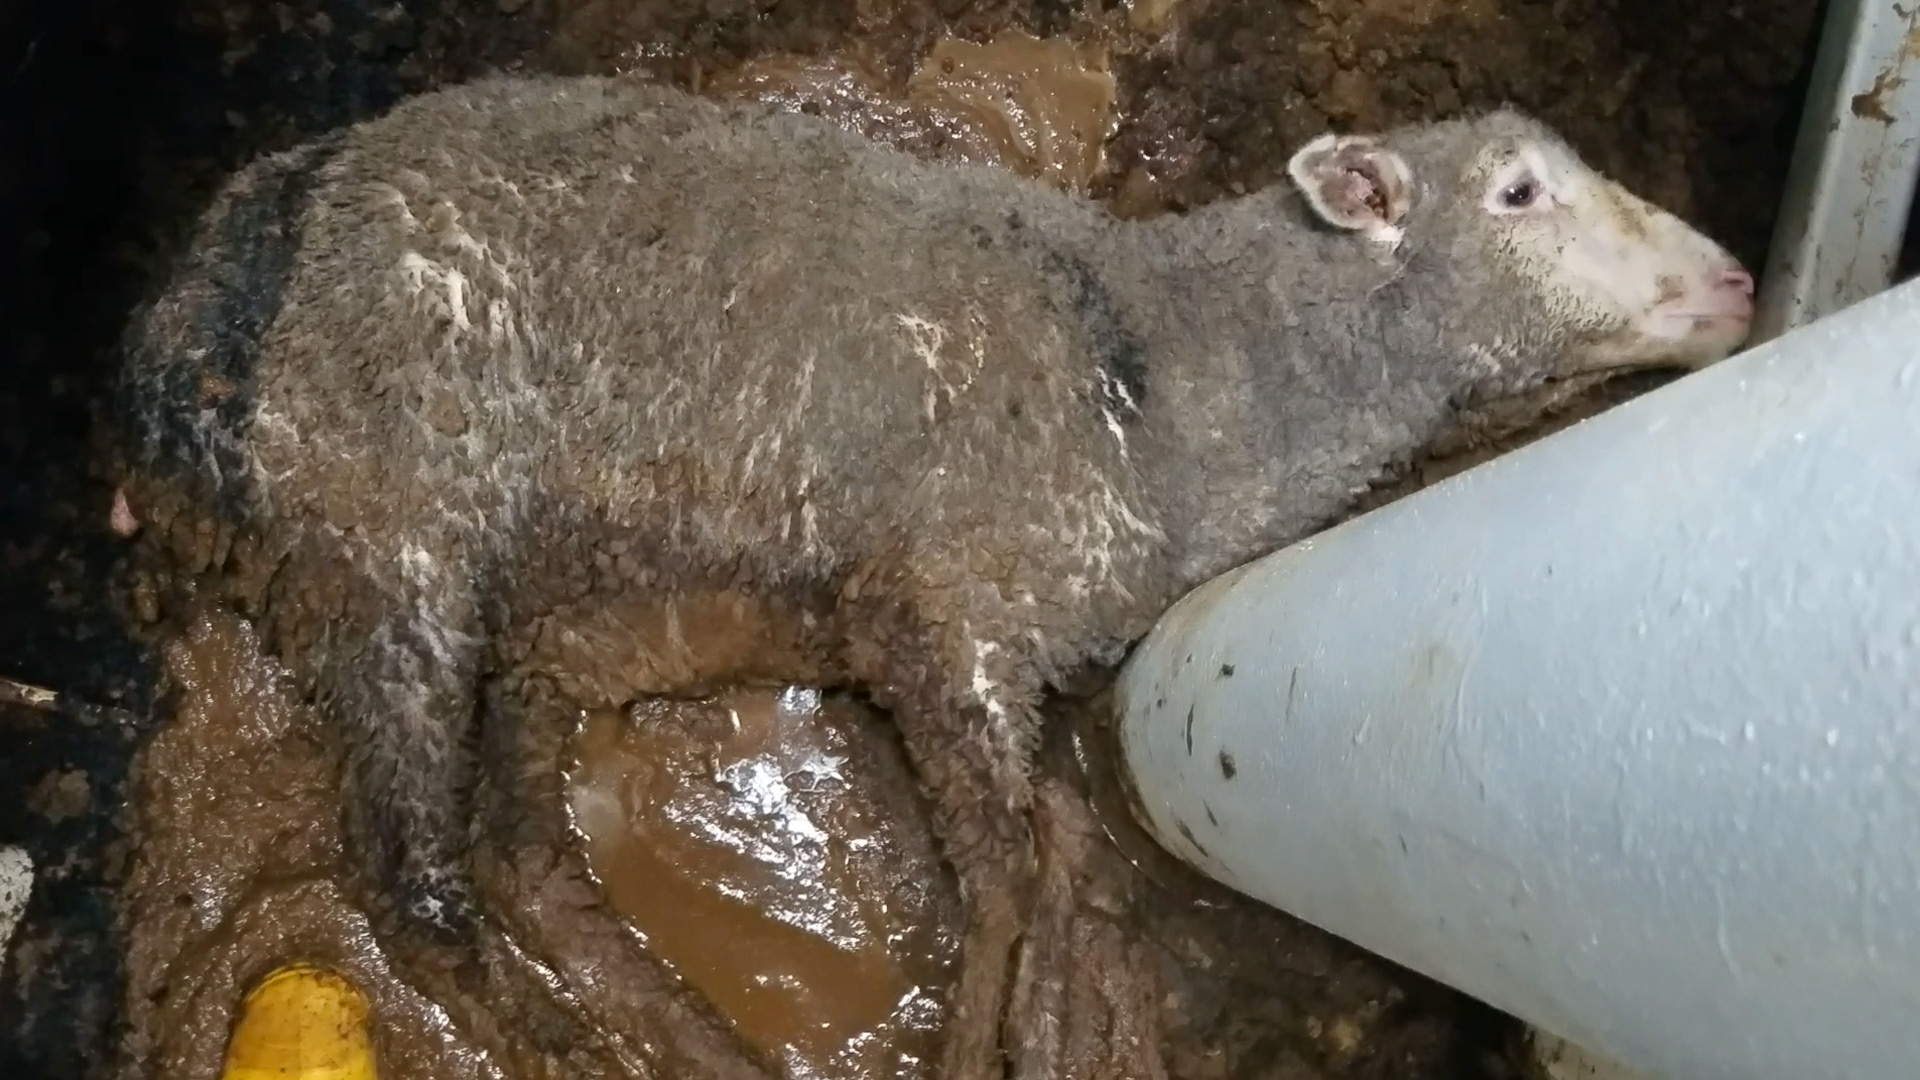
566,691,959,1080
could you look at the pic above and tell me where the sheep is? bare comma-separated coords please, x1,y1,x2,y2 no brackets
110,70,1754,1080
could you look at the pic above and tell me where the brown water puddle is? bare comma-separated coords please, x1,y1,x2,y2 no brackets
708,30,1118,194
566,690,956,1079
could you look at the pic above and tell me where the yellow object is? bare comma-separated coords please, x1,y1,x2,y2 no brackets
222,963,376,1080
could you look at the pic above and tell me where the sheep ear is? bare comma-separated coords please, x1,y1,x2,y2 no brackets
1286,133,1414,239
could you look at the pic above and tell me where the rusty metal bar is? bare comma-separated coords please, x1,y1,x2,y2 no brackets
1753,0,1920,342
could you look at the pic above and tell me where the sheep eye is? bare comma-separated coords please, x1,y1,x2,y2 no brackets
1499,177,1541,209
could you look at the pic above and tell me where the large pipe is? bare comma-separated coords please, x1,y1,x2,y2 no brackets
1114,278,1920,1080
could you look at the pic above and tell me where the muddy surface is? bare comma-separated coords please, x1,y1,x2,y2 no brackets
112,606,1515,1080
705,31,1120,194
120,606,955,1080
543,0,1821,264
567,692,958,1078
116,607,494,1080
2,0,1824,1075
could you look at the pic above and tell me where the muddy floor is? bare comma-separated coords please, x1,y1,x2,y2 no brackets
1,0,1824,1076
112,605,1518,1080
115,606,959,1080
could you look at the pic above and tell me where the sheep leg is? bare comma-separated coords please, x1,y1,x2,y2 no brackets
1003,781,1171,1080
313,535,484,946
853,595,1043,1080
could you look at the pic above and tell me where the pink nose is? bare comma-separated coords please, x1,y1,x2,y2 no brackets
1719,266,1755,297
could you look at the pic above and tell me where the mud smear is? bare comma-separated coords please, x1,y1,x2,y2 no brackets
566,691,958,1080
903,32,1117,191
113,605,961,1080
709,30,1119,193
108,604,1497,1080
115,606,496,1080
538,0,1819,267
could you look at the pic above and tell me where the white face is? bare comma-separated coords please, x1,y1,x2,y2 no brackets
1478,138,1754,370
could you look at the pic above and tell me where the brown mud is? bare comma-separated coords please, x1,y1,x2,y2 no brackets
116,607,494,1080
542,0,1820,265
1,0,1823,1076
566,692,958,1078
705,31,1120,194
116,606,963,1080
116,605,1516,1080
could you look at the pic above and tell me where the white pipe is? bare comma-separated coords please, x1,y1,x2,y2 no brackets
1115,278,1920,1080
1753,0,1920,343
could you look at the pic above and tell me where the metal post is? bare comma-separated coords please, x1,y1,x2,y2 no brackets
1752,0,1920,344
1115,279,1920,1080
